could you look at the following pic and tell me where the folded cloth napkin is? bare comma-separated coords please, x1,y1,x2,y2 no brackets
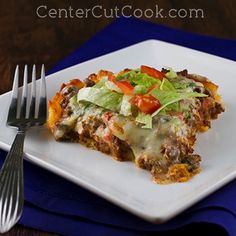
1,17,236,236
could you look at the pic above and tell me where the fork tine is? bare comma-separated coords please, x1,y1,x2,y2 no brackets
37,65,47,123
7,65,19,124
28,65,36,119
20,65,28,119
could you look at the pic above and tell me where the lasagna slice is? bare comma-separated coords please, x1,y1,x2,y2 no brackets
47,66,224,184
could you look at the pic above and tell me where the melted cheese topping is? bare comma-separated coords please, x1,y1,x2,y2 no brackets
105,114,188,167
55,94,196,171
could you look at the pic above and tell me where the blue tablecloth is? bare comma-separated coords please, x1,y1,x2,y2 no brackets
1,17,236,236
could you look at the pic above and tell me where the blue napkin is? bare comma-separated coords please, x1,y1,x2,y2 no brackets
1,17,236,236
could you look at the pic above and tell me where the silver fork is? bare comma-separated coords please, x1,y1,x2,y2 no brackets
0,65,47,233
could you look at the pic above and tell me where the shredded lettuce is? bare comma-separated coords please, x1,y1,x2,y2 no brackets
135,112,152,129
77,67,209,129
150,89,207,117
116,70,138,80
93,77,122,93
93,77,107,88
160,78,176,91
165,68,177,79
69,95,78,108
117,70,161,89
104,80,122,93
120,95,132,116
161,102,180,113
171,81,196,89
134,85,148,94
77,87,122,112
131,73,162,88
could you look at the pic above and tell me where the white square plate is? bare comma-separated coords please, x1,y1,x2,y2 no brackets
0,40,236,223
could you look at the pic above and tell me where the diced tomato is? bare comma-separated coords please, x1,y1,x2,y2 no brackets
115,81,133,95
108,74,116,82
130,94,161,114
103,112,113,122
108,75,133,95
140,65,165,80
103,132,112,142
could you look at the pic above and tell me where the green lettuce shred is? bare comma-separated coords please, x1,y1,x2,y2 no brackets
135,112,152,129
150,89,207,117
77,87,122,112
160,78,176,91
120,95,132,116
76,67,209,129
117,70,161,89
165,68,177,79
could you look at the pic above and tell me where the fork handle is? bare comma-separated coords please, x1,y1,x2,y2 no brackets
0,130,25,233
3,130,25,169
